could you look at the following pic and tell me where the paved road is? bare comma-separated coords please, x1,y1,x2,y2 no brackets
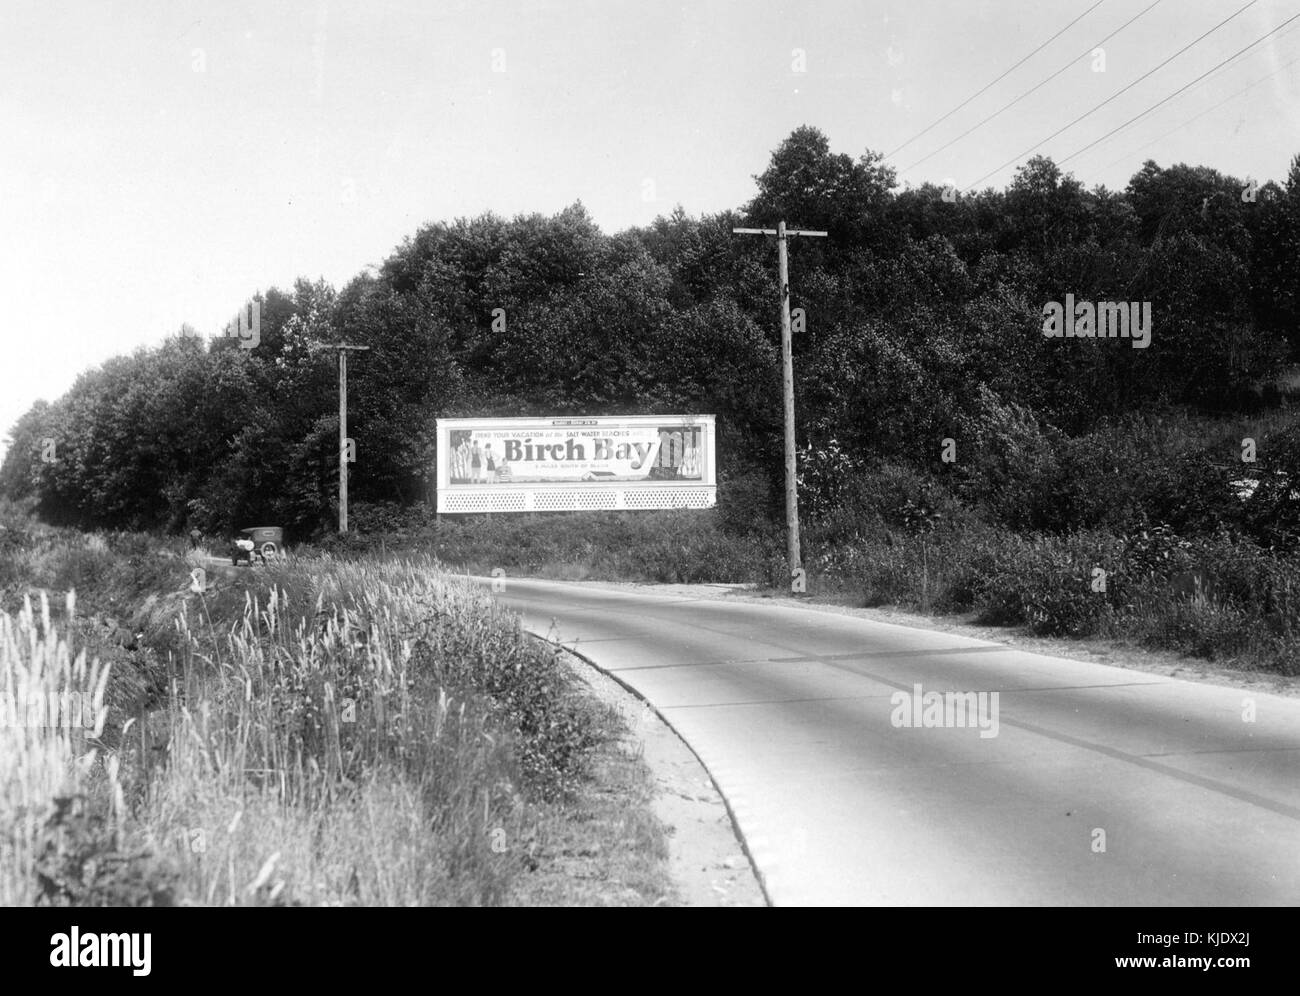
486,578,1300,906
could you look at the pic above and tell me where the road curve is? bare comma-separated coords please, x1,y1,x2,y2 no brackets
484,578,1300,907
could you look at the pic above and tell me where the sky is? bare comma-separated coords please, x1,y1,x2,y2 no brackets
2,0,1298,459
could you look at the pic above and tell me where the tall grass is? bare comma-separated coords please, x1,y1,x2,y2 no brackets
802,520,1300,674
2,513,611,904
133,557,606,905
0,591,117,905
310,509,781,585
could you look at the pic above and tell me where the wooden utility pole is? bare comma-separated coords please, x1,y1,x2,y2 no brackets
733,222,827,583
315,343,370,533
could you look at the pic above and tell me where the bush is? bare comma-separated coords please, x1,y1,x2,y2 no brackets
715,468,777,536
34,795,178,907
316,529,375,558
796,438,861,524
1128,595,1258,661
967,531,1120,636
811,463,972,547
951,385,1060,530
1240,420,1300,550
927,523,1002,612
346,500,436,535
421,509,771,584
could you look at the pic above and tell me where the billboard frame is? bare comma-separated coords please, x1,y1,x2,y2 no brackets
435,414,716,514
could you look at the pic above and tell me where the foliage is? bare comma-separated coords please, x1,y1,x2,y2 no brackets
6,133,1297,548
1,514,632,905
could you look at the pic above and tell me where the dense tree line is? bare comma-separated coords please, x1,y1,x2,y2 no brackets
3,126,1299,539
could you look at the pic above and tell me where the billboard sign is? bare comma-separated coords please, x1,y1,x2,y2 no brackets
436,415,716,513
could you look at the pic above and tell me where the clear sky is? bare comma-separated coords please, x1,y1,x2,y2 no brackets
2,0,1298,458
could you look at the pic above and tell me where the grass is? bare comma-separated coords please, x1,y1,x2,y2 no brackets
507,734,674,906
0,502,676,906
506,655,674,906
799,518,1300,675
309,508,783,585
0,591,120,906
325,499,1300,677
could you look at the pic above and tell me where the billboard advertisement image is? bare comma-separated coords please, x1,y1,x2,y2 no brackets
436,415,715,513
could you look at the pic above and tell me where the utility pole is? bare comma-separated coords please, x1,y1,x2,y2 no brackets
733,222,827,585
314,343,370,533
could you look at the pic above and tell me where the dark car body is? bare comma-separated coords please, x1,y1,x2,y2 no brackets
230,526,284,565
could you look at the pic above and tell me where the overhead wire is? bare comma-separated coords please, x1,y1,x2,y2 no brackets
1067,16,1300,166
964,0,1262,190
1090,51,1300,176
885,0,1110,159
898,0,1163,174
1057,11,1300,167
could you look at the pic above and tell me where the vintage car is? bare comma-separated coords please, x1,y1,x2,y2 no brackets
230,526,283,565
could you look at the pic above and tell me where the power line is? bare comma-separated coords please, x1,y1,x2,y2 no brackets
965,0,1261,190
886,0,1109,159
1059,12,1300,167
899,0,1162,174
1079,26,1300,173
1091,53,1300,176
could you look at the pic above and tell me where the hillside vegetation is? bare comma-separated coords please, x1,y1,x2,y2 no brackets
3,128,1298,544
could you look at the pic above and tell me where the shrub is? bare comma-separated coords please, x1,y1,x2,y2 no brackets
951,384,1060,529
715,468,777,537
423,509,771,584
34,794,177,907
347,500,436,535
796,438,862,525
973,531,1121,636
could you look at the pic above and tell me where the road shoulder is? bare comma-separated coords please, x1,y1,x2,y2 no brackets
556,646,768,907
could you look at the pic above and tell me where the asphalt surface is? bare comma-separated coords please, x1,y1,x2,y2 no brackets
485,577,1300,906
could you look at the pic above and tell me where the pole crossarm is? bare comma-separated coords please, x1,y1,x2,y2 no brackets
732,227,828,237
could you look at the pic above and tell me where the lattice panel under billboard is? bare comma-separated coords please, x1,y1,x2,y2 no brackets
622,489,714,508
437,487,715,513
533,490,619,510
440,491,528,513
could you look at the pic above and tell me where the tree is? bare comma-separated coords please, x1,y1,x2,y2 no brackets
745,126,897,247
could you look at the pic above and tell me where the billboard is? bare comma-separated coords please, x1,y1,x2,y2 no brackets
435,415,716,513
